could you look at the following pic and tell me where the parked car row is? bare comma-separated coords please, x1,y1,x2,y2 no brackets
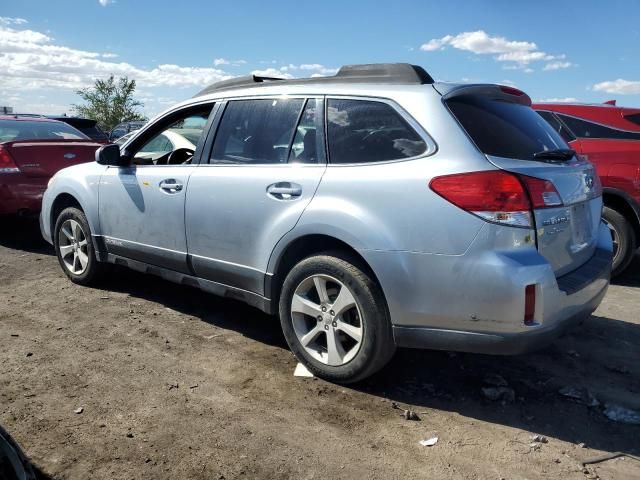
38,63,615,383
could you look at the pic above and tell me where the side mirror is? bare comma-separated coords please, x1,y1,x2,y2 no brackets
96,144,128,166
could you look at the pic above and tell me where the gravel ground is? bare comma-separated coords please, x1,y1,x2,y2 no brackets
1,216,639,480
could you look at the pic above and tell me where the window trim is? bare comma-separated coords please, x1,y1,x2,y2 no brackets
324,95,437,167
203,95,327,167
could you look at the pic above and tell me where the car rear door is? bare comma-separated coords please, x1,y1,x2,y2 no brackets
185,97,326,295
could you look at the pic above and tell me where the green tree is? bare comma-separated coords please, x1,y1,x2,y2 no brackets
72,75,146,131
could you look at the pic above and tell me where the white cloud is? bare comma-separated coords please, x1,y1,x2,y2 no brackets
98,0,113,6
0,23,234,92
420,30,570,69
592,79,640,95
0,17,28,26
213,57,247,67
543,61,573,71
536,97,578,103
251,63,337,79
250,68,294,79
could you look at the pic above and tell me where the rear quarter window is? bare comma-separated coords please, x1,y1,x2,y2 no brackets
326,99,426,164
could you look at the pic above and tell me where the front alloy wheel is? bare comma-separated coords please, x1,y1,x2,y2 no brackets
57,219,89,275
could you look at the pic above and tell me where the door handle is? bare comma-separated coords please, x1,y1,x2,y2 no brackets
267,182,302,200
159,179,183,193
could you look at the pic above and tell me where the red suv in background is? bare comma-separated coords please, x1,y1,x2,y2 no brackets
534,101,640,276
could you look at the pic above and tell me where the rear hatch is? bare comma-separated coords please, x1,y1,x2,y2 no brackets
442,85,603,277
0,118,100,178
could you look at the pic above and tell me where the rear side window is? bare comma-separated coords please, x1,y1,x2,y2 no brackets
327,99,426,164
536,111,576,143
447,96,568,160
556,114,640,141
625,113,640,126
0,120,88,141
211,98,304,164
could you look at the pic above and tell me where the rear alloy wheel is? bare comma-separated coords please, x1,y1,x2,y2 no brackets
279,253,395,383
54,207,107,285
602,206,637,277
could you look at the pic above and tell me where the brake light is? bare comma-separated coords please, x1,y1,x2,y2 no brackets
520,175,563,208
499,85,525,96
429,171,532,227
0,146,20,173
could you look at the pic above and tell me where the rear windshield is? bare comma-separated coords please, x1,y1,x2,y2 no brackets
447,96,569,160
0,120,89,141
77,126,108,141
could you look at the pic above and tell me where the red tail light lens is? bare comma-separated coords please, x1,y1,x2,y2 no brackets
520,175,562,208
429,171,532,227
0,147,19,173
499,85,525,96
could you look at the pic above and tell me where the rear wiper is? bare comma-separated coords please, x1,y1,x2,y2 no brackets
533,148,576,161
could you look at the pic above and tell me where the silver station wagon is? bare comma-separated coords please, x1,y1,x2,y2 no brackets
41,63,612,383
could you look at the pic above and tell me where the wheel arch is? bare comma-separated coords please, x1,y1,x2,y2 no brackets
602,188,640,241
265,233,385,315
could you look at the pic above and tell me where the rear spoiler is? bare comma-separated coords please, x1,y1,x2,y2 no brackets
433,83,532,106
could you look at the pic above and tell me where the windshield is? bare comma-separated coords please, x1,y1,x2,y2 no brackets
0,120,89,141
447,95,569,160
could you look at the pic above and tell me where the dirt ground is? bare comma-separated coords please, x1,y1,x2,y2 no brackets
1,216,639,480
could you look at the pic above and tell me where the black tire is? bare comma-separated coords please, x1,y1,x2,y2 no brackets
279,252,395,384
53,207,107,285
603,206,637,277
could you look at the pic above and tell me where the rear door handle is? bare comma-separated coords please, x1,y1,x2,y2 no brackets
267,182,302,200
159,179,183,193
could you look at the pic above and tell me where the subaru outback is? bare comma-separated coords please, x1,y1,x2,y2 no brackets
41,64,612,383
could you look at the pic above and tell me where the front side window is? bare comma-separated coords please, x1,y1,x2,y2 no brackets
557,114,640,141
131,105,213,165
326,99,426,164
211,98,305,164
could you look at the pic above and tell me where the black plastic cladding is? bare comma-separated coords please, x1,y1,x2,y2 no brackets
193,63,435,97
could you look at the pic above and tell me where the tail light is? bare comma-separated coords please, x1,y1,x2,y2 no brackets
429,170,563,228
0,147,20,173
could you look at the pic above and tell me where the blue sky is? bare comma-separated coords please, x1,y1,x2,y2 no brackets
1,0,639,117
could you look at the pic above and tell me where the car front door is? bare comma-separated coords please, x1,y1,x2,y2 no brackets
98,103,215,273
185,97,326,295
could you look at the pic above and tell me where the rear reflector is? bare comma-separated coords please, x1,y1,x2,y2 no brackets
500,85,525,96
0,146,20,173
524,284,536,325
429,170,532,227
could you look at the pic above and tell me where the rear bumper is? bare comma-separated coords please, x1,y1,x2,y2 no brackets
393,260,609,354
361,222,612,355
0,174,47,215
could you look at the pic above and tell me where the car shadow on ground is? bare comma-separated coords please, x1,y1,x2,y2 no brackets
612,252,640,287
107,266,639,458
0,216,53,256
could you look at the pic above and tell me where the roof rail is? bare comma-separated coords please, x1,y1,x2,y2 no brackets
193,63,434,97
194,75,284,97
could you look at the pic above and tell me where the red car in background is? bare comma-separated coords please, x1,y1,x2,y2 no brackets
534,101,640,276
0,115,101,216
